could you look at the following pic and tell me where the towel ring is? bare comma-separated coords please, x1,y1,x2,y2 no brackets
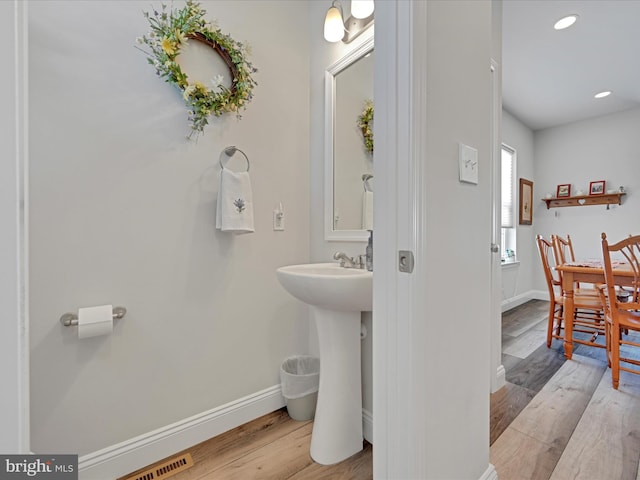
362,173,373,192
219,146,250,172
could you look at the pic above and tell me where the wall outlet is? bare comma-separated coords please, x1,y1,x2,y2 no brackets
273,206,285,231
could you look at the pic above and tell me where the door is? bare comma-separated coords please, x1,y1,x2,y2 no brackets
373,1,496,478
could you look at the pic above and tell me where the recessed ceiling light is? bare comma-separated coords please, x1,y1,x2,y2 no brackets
594,91,612,99
554,14,578,30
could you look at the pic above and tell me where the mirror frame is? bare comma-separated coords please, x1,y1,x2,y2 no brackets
324,29,374,242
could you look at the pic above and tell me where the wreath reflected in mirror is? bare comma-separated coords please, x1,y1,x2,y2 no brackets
357,100,374,155
137,0,258,137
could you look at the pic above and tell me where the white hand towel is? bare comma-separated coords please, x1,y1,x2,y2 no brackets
216,168,255,234
362,190,373,230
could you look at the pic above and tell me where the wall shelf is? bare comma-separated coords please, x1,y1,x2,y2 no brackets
542,192,625,209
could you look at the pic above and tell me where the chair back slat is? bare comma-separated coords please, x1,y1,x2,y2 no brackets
601,233,640,309
552,234,576,265
537,235,560,300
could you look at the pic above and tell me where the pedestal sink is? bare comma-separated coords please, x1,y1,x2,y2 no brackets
276,263,372,465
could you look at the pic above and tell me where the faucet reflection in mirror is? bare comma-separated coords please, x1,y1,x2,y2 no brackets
323,0,375,43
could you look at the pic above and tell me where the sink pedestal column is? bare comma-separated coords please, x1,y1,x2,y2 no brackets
309,306,363,465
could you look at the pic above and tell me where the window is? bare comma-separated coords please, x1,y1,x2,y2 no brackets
501,145,516,263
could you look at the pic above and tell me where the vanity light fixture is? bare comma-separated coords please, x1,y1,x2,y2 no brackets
594,90,612,99
554,14,578,30
324,0,375,44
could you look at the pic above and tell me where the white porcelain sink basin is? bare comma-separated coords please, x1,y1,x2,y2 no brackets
276,262,372,465
276,263,372,312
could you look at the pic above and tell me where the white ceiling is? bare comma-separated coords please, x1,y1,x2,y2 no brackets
502,0,640,131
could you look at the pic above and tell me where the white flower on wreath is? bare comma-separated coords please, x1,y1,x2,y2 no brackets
183,84,197,100
210,74,225,93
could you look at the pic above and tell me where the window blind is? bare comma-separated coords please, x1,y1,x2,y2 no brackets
501,146,515,228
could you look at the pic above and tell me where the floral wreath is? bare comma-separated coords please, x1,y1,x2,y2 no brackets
357,100,374,155
138,0,258,137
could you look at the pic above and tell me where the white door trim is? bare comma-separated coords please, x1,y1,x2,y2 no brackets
372,1,429,477
490,58,506,393
0,0,30,454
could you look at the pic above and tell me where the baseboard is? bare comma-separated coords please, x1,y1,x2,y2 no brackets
530,289,549,301
492,364,506,393
362,408,373,444
78,385,285,480
479,463,498,480
501,291,534,312
501,289,549,312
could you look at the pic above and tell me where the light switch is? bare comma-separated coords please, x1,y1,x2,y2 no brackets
459,143,478,185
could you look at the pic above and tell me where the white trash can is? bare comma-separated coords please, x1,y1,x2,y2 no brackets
280,356,320,421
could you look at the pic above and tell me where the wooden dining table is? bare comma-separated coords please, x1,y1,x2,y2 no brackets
555,260,635,359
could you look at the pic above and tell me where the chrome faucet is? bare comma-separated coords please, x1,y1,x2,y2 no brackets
333,251,365,269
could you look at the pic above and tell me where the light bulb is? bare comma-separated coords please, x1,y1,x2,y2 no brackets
324,6,344,42
554,14,578,30
351,0,374,19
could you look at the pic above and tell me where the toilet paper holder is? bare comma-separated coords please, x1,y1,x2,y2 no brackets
60,306,127,327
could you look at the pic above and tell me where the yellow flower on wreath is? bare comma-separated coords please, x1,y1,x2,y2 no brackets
161,37,177,55
174,29,187,45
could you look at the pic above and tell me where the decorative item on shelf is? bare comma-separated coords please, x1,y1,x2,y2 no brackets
519,178,533,225
357,100,374,155
137,0,258,138
556,184,571,198
589,180,605,195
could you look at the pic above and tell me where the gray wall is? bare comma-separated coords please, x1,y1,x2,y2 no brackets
29,0,311,455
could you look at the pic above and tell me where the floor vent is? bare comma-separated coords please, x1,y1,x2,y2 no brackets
119,453,194,480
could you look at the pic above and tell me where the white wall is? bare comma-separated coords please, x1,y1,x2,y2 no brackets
533,107,640,291
419,2,494,476
501,109,535,305
28,0,311,457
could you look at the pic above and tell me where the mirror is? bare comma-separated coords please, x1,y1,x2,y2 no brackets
324,31,374,241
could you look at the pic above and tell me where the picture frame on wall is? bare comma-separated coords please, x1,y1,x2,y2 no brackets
519,178,533,225
556,184,571,198
589,180,605,195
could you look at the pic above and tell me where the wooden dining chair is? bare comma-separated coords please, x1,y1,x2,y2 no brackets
537,234,604,349
551,233,599,296
599,233,640,389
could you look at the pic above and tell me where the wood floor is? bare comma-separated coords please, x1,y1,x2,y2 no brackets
120,410,372,480
491,299,640,480
122,300,640,480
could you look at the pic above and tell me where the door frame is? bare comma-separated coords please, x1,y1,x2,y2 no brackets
490,58,506,393
1,0,30,454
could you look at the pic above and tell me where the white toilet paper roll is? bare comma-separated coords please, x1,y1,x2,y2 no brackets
78,304,113,339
